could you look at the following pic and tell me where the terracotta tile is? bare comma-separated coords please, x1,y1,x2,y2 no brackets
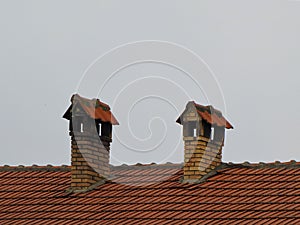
1,163,300,223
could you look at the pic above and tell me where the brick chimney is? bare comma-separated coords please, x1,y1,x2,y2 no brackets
63,94,119,191
176,101,233,183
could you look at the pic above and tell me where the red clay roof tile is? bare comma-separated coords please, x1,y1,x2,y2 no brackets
194,103,234,129
63,94,119,125
177,101,233,129
1,162,300,223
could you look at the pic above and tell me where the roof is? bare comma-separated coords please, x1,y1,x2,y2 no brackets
1,161,300,224
63,94,119,125
177,101,233,129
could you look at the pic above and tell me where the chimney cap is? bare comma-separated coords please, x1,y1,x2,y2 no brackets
63,94,119,125
176,101,233,129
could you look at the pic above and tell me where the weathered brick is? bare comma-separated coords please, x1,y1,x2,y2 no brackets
70,132,112,191
189,175,200,180
71,178,82,183
184,171,195,175
183,176,190,180
189,166,199,171
71,162,82,166
189,157,201,162
72,182,90,187
194,170,207,175
184,162,195,167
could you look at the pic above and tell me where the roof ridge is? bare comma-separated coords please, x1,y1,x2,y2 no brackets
64,93,119,125
72,94,110,110
223,160,300,169
186,101,234,129
0,160,299,172
0,165,71,172
111,162,184,170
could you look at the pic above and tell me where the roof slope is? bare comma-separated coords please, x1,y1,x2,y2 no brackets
194,103,233,129
1,162,300,224
176,101,233,129
63,94,119,125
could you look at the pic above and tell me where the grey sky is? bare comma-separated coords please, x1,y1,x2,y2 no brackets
0,1,299,166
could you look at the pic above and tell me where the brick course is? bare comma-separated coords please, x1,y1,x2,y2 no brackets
70,131,111,190
183,138,223,183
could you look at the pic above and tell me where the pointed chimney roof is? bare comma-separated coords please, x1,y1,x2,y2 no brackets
176,101,233,129
63,94,119,125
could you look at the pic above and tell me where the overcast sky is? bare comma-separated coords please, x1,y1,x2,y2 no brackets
0,1,299,166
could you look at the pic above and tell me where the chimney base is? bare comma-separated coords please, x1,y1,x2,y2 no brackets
183,137,223,183
70,131,111,191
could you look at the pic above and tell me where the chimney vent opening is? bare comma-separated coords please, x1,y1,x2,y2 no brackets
176,101,233,183
193,128,197,137
210,127,214,140
63,94,119,191
183,121,198,137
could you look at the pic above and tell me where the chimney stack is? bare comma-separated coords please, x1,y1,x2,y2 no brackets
63,94,119,191
177,101,233,183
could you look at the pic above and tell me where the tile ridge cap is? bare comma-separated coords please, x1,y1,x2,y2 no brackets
111,162,183,170
0,165,71,172
220,160,300,169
